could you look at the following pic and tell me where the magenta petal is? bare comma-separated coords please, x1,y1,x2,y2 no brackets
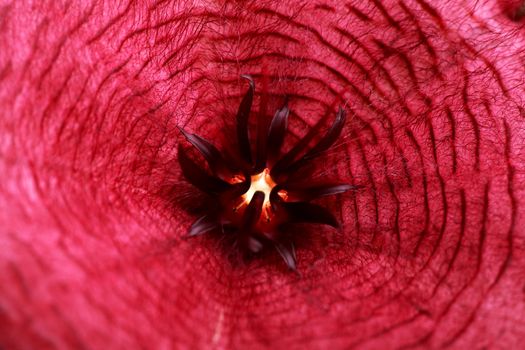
178,127,232,179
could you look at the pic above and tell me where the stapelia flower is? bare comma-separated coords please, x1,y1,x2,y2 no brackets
178,75,358,269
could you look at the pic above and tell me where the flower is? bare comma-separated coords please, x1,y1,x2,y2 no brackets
178,75,358,270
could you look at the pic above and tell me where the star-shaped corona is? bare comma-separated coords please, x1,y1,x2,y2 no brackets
178,75,358,270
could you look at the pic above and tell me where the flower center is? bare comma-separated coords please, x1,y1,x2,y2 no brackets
243,168,276,206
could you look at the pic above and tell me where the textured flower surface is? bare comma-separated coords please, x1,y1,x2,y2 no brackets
178,75,356,269
1,0,525,349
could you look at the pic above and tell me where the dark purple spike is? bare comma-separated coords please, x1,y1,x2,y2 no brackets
274,107,346,177
283,202,340,228
254,90,273,173
178,127,231,179
270,114,325,179
274,240,297,270
303,107,346,160
242,191,265,231
236,75,255,164
266,101,289,166
284,183,359,202
177,144,231,194
188,215,219,237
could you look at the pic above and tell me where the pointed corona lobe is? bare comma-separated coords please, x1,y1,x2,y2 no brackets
236,75,255,164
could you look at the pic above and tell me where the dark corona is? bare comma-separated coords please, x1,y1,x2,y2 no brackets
178,75,358,270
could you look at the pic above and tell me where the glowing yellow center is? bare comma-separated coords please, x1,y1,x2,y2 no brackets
243,168,276,205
